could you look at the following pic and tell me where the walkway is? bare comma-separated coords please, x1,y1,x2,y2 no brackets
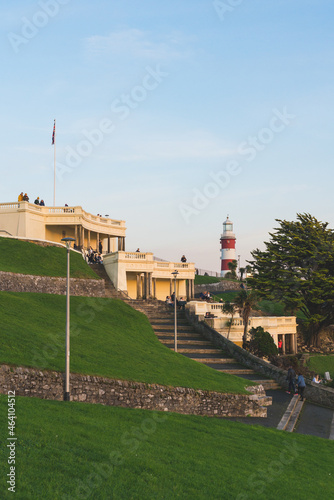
95,267,334,439
130,300,334,439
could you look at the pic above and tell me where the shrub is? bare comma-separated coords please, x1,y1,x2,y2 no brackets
248,326,278,358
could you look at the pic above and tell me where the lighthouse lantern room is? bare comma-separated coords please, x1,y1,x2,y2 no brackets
220,216,236,277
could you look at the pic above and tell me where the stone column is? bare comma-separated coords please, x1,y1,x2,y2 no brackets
96,232,99,253
74,225,78,246
136,274,142,299
118,237,125,251
88,230,91,249
282,334,286,355
108,236,111,254
186,280,190,301
189,279,194,299
146,272,153,299
142,274,146,299
153,278,156,299
81,227,85,249
170,279,173,296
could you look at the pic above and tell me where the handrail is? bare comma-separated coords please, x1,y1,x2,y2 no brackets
0,202,125,227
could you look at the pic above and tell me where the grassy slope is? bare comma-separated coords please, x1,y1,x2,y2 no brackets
0,291,251,393
0,395,333,500
307,355,334,377
195,275,221,284
0,237,99,279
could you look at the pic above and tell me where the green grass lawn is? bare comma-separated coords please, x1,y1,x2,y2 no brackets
0,237,99,279
195,275,221,284
307,355,334,377
0,291,251,393
212,291,239,302
0,395,333,500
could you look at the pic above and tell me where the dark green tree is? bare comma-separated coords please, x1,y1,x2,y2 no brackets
239,267,246,281
248,213,334,346
248,326,278,357
227,260,238,278
234,290,258,348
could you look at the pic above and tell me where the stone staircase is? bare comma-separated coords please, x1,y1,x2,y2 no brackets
90,264,128,299
91,265,280,390
130,300,280,391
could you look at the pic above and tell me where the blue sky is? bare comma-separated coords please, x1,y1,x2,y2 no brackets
1,0,334,271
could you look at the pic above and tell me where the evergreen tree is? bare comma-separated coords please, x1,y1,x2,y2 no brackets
248,213,334,346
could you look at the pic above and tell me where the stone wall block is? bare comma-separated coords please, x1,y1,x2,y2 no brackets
0,364,268,418
0,271,105,297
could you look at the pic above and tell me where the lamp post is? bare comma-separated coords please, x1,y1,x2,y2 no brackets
61,237,76,401
171,270,179,352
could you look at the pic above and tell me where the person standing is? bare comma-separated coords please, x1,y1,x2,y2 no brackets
297,373,306,401
286,366,297,394
278,339,283,354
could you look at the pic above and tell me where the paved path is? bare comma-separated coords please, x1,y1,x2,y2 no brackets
119,297,334,439
226,389,292,428
295,402,334,439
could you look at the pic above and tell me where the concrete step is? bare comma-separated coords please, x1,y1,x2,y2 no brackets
218,368,256,375
277,394,301,431
152,325,195,331
170,348,226,354
159,340,214,346
155,332,202,338
285,399,305,432
165,350,226,354
255,380,281,390
191,358,238,364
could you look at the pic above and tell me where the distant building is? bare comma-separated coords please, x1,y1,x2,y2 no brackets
186,301,297,353
220,216,236,277
0,200,195,301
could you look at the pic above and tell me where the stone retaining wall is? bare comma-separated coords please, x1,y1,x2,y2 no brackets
0,365,269,418
185,310,334,409
0,271,105,297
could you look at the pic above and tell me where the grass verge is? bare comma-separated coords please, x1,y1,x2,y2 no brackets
307,355,334,377
0,237,99,279
195,275,221,284
0,292,251,393
0,395,333,499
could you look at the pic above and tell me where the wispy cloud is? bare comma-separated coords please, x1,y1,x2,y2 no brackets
84,28,192,61
99,129,234,162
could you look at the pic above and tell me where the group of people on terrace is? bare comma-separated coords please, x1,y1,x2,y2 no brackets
85,245,103,264
199,291,212,302
166,293,187,309
18,192,45,206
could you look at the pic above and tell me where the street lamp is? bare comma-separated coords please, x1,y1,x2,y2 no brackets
171,270,179,352
61,237,76,401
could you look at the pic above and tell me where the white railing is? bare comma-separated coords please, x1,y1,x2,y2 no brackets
1,202,125,227
125,253,147,260
0,202,19,209
156,262,170,268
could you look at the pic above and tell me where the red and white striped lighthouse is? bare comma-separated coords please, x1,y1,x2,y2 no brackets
220,216,236,277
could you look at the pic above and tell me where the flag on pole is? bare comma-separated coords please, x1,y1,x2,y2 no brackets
52,120,55,145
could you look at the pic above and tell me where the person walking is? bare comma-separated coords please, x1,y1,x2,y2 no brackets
297,373,306,401
286,366,297,394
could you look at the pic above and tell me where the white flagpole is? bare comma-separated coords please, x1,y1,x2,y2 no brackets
53,119,56,207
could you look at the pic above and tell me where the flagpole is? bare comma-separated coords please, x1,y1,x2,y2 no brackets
53,119,56,207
